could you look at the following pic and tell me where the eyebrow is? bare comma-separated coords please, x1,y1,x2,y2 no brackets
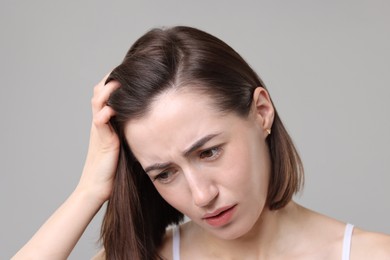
182,133,221,157
143,133,221,174
144,162,173,174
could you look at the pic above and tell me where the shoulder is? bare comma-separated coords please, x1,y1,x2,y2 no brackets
292,205,390,259
158,226,175,260
351,228,390,259
158,222,195,259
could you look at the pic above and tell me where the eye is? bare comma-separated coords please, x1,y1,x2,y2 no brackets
199,147,221,160
153,169,177,184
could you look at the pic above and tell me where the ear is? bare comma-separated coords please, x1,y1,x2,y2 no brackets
251,87,275,137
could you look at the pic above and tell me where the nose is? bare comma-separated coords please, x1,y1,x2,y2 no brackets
184,167,219,208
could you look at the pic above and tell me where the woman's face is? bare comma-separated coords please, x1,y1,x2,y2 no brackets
124,87,274,240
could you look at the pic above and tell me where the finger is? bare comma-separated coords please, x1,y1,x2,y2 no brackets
93,105,116,128
93,72,112,94
93,105,118,142
91,80,121,115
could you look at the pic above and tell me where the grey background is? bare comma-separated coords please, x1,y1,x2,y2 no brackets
1,1,389,259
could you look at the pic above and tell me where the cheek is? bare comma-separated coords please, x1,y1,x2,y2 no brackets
222,140,269,197
153,181,192,214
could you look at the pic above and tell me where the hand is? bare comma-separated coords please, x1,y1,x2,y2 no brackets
77,73,121,204
12,74,121,259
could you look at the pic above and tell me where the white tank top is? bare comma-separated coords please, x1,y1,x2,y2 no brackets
172,223,354,260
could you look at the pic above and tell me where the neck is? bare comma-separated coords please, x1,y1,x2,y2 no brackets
198,201,307,258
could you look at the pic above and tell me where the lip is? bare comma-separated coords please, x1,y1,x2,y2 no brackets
202,205,237,227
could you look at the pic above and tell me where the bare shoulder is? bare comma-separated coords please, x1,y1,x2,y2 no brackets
91,248,105,260
292,204,390,259
351,227,390,259
158,222,194,259
158,226,174,260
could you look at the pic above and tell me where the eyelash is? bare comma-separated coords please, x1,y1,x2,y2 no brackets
199,146,222,160
153,169,177,184
153,146,223,184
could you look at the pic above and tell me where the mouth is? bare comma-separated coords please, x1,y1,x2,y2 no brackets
202,205,237,227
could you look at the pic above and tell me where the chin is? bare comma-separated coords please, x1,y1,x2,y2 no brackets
206,218,257,240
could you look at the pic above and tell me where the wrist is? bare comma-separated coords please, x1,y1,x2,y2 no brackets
73,185,108,210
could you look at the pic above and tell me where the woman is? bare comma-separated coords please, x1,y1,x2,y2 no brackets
13,26,390,259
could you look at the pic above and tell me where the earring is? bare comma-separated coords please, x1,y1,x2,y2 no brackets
266,129,271,135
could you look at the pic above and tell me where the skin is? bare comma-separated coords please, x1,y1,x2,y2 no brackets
12,74,121,259
12,76,390,260
125,86,390,259
125,87,273,241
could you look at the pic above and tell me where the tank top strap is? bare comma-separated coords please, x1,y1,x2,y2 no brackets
172,225,181,260
342,223,354,260
172,223,354,259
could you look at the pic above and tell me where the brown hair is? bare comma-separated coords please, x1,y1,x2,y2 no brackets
101,26,304,259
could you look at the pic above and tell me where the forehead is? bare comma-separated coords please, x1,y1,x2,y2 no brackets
124,88,238,161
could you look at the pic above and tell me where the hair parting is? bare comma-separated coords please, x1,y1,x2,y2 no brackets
100,26,304,259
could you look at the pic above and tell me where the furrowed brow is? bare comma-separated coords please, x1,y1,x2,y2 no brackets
144,162,173,174
143,133,221,174
183,133,221,157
